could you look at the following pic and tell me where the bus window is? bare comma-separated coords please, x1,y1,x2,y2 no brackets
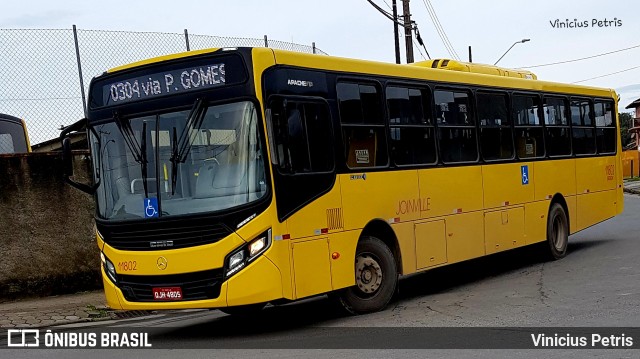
435,89,477,163
386,86,436,165
269,99,334,174
0,118,29,154
571,99,596,155
595,100,616,154
337,82,388,168
543,97,571,157
512,95,544,158
477,91,513,161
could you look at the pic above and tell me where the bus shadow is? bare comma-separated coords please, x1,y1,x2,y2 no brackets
156,238,613,338
396,238,613,301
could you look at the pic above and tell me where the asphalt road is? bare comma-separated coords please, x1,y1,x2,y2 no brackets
5,194,640,358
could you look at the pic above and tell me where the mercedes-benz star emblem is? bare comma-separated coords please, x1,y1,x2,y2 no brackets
157,256,168,270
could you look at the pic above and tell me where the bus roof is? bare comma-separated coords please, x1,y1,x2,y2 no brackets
0,113,23,124
266,48,616,100
412,59,538,80
107,48,221,73
102,47,616,101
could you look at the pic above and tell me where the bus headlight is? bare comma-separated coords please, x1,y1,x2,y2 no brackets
225,229,271,278
100,252,118,284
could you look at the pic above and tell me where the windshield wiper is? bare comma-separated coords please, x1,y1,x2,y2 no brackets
114,111,149,197
140,121,149,198
169,98,207,195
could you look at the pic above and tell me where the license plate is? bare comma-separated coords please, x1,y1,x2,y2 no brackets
152,287,182,301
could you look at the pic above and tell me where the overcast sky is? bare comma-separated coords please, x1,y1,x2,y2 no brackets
2,0,639,109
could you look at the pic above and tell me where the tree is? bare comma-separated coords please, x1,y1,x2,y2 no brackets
619,112,633,150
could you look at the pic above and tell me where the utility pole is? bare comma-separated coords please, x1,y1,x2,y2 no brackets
402,0,414,63
392,0,401,64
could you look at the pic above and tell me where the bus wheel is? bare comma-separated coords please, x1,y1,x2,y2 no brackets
338,236,398,314
219,303,266,317
542,203,569,260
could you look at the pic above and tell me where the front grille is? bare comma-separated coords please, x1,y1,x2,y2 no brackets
100,222,232,251
117,269,223,302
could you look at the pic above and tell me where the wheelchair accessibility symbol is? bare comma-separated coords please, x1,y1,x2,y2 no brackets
521,165,529,185
144,197,159,218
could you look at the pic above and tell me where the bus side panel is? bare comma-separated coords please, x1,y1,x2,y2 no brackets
340,170,420,229
533,159,576,200
524,200,550,245
286,179,343,240
575,156,617,231
291,238,332,299
414,219,447,269
391,222,418,275
227,256,283,306
482,162,534,208
484,207,525,255
328,230,360,289
576,191,616,231
576,157,613,194
566,195,577,236
418,167,484,218
444,212,485,264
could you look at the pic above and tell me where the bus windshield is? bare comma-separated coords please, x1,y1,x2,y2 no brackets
90,100,267,220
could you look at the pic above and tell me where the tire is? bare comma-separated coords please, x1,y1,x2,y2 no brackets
337,236,398,314
219,303,266,316
542,202,569,260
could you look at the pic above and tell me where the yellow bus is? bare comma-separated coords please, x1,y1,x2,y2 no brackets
62,48,623,314
0,114,31,154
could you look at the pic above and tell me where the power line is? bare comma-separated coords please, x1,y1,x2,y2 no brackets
366,0,431,62
413,38,427,60
421,0,459,60
572,65,640,84
520,44,640,68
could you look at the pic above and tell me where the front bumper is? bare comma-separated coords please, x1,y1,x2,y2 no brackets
101,248,284,310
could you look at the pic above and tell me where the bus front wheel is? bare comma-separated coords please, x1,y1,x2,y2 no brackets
542,203,569,260
337,236,398,314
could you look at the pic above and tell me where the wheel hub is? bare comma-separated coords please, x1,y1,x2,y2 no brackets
355,254,383,294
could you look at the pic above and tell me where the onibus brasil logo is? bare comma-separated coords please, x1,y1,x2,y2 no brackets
6,329,152,348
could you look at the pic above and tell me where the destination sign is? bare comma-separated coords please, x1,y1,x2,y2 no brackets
102,63,227,106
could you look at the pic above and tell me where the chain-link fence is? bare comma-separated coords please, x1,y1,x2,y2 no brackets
0,27,327,146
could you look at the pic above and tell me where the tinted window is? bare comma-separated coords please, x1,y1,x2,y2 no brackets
435,90,473,125
571,99,596,155
513,95,544,158
543,97,571,156
338,82,388,168
477,92,512,161
337,83,383,124
435,89,477,163
387,86,436,165
595,100,616,154
270,99,334,173
571,100,592,126
513,95,542,126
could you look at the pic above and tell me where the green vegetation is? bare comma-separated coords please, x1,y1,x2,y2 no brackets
620,112,634,150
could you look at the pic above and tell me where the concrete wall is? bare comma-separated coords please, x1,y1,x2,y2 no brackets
0,152,101,299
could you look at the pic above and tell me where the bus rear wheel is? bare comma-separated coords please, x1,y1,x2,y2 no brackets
542,203,569,260
337,236,398,314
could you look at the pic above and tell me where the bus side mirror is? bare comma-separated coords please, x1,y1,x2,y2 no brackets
60,124,97,195
62,137,74,177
